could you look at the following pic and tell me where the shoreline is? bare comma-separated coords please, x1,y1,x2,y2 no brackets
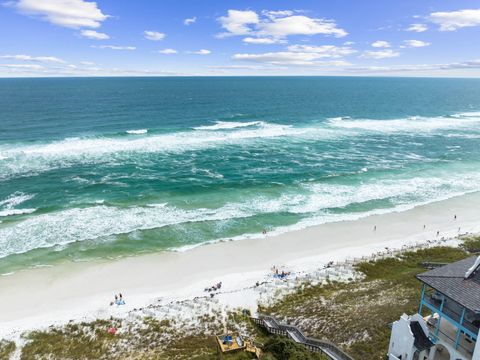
1,191,480,338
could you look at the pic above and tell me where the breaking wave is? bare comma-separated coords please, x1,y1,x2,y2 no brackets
194,121,263,130
0,192,36,218
126,129,148,135
1,170,479,259
1,112,479,181
328,112,480,133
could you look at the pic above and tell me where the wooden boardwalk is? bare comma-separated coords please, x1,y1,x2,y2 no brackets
251,315,354,360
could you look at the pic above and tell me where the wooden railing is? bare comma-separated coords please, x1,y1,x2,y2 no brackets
251,315,354,360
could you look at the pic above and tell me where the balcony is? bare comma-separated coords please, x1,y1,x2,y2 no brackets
422,291,480,339
418,284,480,359
425,314,476,358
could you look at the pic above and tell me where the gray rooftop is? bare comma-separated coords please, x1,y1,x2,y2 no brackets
416,256,480,313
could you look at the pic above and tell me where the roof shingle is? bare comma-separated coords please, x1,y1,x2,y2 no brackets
416,256,480,312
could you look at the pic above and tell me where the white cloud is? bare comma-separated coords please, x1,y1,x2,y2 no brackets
80,29,109,40
144,31,165,41
6,0,108,28
0,62,190,77
360,49,400,59
428,9,480,31
233,52,351,66
0,54,65,63
206,65,286,70
402,39,430,48
261,10,295,19
232,42,355,66
287,45,356,57
347,59,480,73
91,45,136,50
184,17,196,25
406,23,428,32
258,15,347,38
80,61,94,65
0,63,45,70
218,10,259,36
371,40,390,48
218,9,347,40
189,49,211,55
242,37,286,44
158,48,177,54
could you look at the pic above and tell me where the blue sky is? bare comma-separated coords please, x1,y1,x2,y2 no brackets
1,0,480,77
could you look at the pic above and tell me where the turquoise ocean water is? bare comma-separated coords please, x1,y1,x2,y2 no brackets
1,77,480,273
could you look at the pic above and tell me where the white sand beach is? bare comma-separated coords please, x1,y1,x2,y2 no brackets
1,192,479,338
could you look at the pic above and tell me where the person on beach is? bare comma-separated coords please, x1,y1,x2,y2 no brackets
454,214,457,220
423,225,426,230
374,225,376,231
110,293,125,306
436,230,440,236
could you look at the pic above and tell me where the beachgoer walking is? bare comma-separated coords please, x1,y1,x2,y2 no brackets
374,225,376,231
436,230,440,236
423,224,426,230
454,214,457,220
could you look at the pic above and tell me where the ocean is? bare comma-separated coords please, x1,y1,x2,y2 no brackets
1,76,480,273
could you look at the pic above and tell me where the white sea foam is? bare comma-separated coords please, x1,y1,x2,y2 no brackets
1,112,479,179
0,208,37,217
1,170,479,259
454,111,480,118
126,129,148,135
0,192,36,218
0,192,34,208
0,203,253,259
328,114,480,133
0,121,326,180
193,121,263,130
2,112,479,180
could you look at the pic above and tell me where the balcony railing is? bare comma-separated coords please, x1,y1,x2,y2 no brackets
426,317,475,357
422,293,479,340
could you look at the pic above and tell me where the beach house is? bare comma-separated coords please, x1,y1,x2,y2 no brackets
388,256,480,360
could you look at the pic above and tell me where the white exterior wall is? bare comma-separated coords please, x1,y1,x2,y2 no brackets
472,331,480,360
389,312,479,360
389,313,416,360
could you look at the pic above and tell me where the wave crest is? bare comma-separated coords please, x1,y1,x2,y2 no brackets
126,129,148,135
194,121,263,131
328,113,480,132
1,169,480,258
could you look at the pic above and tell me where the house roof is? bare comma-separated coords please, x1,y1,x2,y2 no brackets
410,321,433,351
416,256,480,312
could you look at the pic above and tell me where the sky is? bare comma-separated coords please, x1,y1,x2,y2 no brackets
1,0,480,77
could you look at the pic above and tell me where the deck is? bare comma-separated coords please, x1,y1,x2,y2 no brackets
251,315,354,360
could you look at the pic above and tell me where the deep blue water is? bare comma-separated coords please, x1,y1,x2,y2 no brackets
1,77,480,273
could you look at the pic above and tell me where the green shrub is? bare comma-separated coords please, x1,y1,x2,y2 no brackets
263,336,328,360
461,236,480,253
0,340,15,359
